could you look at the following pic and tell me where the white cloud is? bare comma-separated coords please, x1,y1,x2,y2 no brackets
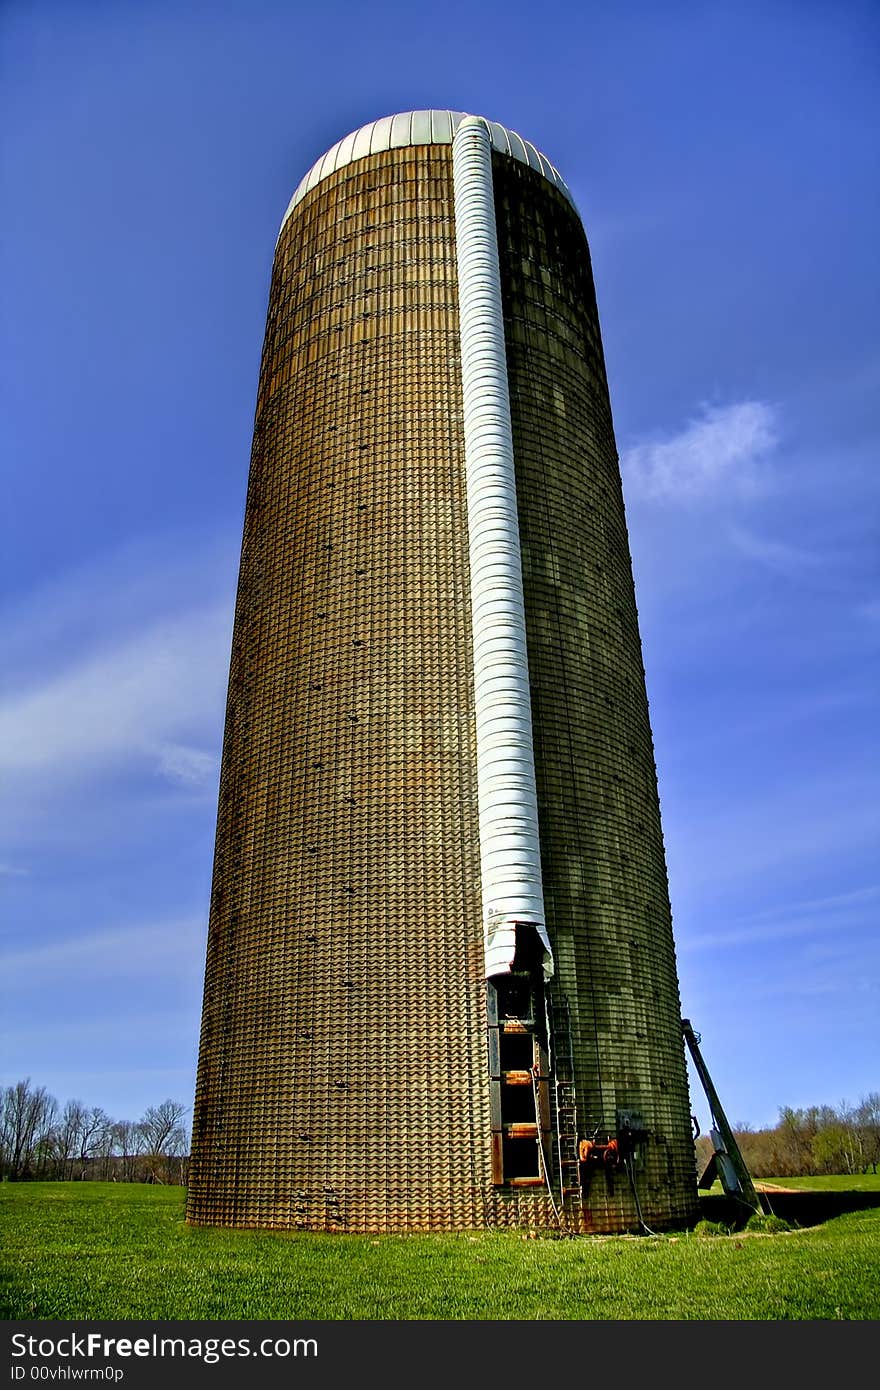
0,603,230,785
621,400,778,502
156,742,219,788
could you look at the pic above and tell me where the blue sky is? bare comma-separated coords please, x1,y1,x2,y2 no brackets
2,0,877,1138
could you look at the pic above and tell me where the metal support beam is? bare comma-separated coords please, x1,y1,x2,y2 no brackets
682,1018,762,1212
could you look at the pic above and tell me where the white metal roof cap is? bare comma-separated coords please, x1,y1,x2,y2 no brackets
278,109,576,235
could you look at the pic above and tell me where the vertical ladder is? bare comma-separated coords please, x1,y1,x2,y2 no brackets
546,988,581,1213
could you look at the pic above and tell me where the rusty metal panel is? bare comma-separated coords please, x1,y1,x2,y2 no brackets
505,1123,538,1141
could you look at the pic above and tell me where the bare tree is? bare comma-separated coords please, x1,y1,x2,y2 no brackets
139,1100,188,1183
50,1099,86,1180
74,1106,111,1178
92,1114,117,1180
0,1080,58,1179
110,1119,147,1182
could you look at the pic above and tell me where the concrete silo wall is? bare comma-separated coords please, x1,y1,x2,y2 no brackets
187,119,698,1233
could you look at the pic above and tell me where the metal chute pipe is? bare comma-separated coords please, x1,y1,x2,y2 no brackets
452,115,552,981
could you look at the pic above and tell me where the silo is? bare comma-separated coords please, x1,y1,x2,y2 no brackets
186,111,699,1234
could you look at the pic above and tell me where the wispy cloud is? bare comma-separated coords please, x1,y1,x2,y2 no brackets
1,917,205,983
156,742,219,789
0,536,235,866
0,599,230,788
737,884,880,922
680,884,879,953
728,524,823,575
0,530,237,700
621,400,778,503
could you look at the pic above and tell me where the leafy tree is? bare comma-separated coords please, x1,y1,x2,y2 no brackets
855,1093,880,1173
811,1123,854,1174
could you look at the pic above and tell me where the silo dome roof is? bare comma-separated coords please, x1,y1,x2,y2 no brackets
279,110,575,235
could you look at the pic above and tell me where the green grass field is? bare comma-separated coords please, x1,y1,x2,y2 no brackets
759,1174,880,1191
704,1173,880,1195
2,1182,878,1321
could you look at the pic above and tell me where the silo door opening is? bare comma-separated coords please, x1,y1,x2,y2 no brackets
487,929,552,1187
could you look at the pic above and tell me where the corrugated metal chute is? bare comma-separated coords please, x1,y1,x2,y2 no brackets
452,115,553,983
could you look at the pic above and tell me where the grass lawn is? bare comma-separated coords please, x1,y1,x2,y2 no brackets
704,1173,880,1195
2,1182,878,1321
759,1174,880,1192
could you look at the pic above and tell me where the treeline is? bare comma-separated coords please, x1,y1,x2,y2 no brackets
697,1094,880,1179
0,1078,189,1185
6,1077,878,1187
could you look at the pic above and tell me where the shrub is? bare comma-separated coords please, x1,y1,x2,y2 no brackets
692,1219,731,1237
745,1213,793,1234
